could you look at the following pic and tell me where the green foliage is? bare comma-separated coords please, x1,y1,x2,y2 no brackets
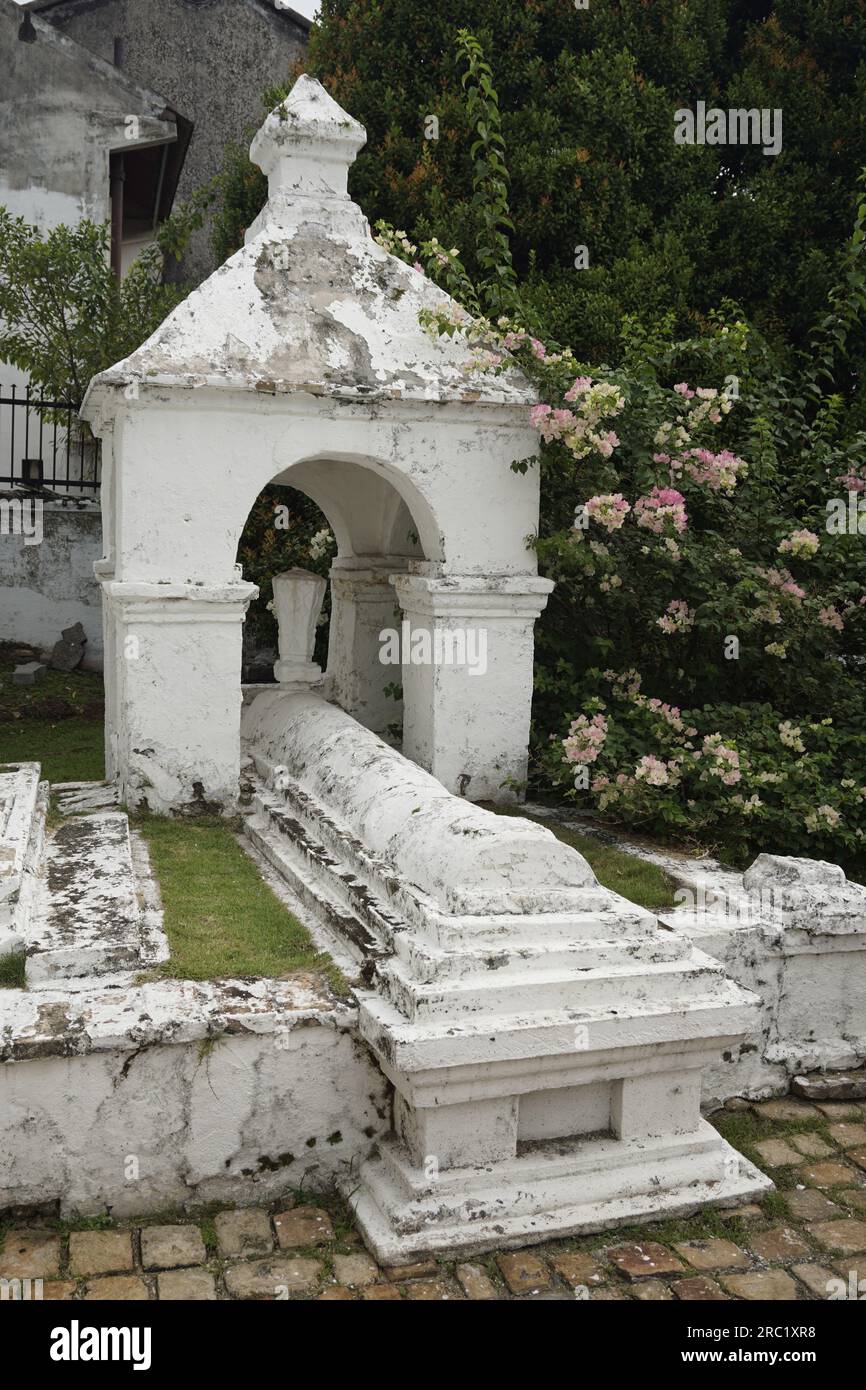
372,31,866,871
0,212,187,401
236,486,334,655
303,0,866,365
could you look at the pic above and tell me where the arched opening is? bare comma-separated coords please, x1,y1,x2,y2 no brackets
235,453,432,744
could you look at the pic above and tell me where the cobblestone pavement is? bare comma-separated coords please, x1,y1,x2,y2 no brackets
2,1093,866,1301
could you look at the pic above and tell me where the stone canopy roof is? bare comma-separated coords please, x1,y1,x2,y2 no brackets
83,76,535,418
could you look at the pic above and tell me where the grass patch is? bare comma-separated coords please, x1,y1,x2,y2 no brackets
0,645,105,782
489,804,678,912
0,950,26,989
0,717,104,783
134,813,347,990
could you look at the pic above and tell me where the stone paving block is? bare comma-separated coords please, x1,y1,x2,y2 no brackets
158,1269,216,1301
722,1270,799,1301
750,1226,812,1263
0,1230,60,1280
608,1241,685,1280
719,1204,764,1224
785,1189,840,1222
12,662,46,686
798,1160,856,1187
332,1251,379,1288
361,1284,402,1299
815,1101,864,1120
84,1276,149,1301
805,1219,866,1255
42,1281,78,1301
224,1256,321,1299
792,1263,838,1298
590,1286,631,1300
793,1072,866,1103
828,1122,866,1148
790,1133,834,1159
674,1238,750,1271
403,1279,460,1300
633,1279,674,1301
318,1285,356,1300
69,1230,133,1277
455,1263,498,1300
273,1206,334,1249
550,1252,605,1288
848,1147,866,1171
214,1209,274,1257
496,1251,551,1295
382,1260,438,1281
673,1276,728,1301
752,1098,817,1122
838,1188,866,1212
754,1138,801,1168
831,1255,866,1285
141,1224,206,1270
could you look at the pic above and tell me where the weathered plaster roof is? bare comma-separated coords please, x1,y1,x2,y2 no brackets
83,76,535,417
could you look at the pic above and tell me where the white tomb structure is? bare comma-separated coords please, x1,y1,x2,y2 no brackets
81,76,771,1259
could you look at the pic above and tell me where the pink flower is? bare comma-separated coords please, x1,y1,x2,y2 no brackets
564,376,592,401
656,598,695,634
562,713,608,767
635,754,678,787
585,493,630,532
673,382,695,399
700,733,741,786
779,529,819,559
635,487,688,535
818,606,844,632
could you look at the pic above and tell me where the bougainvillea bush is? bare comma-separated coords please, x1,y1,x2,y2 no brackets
374,33,866,872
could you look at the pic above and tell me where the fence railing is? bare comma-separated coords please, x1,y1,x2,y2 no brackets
0,385,100,493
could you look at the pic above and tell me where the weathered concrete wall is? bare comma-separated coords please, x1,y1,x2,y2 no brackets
0,2,178,231
39,0,309,282
0,499,103,665
0,978,391,1218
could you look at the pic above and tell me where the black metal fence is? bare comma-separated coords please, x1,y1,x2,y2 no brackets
0,385,100,493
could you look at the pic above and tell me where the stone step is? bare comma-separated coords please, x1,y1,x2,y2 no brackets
379,951,726,1023
0,762,46,953
392,923,687,985
26,812,144,985
244,808,393,972
251,782,654,949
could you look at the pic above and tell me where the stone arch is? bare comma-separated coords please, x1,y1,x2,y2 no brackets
238,451,433,737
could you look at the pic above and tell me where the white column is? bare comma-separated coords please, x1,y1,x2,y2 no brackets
390,574,554,802
101,579,257,813
327,557,408,735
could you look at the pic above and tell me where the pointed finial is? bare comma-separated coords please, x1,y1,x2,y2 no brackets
250,74,366,203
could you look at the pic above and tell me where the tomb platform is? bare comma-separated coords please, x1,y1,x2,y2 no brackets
242,690,772,1262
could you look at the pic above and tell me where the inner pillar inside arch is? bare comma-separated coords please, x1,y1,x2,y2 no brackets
269,457,429,740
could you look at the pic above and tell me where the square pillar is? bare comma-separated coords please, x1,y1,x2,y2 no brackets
612,1070,704,1141
327,557,408,735
391,574,554,802
394,1092,518,1171
101,579,257,813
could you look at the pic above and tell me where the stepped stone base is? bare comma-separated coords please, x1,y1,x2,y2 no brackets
345,1123,771,1264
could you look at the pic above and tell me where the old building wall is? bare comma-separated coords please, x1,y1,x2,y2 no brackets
37,0,310,282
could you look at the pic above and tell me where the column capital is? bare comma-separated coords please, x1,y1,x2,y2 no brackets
101,580,258,621
390,573,554,620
